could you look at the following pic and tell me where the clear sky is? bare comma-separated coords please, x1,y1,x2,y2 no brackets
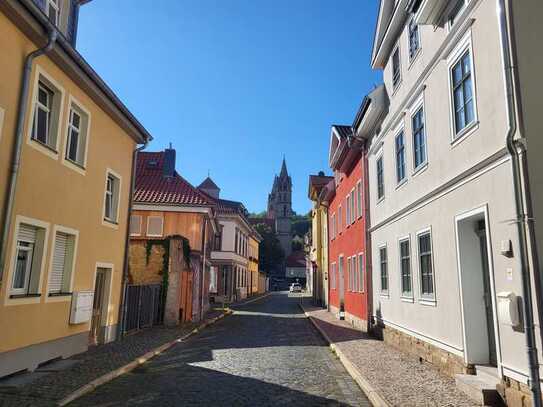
78,0,381,215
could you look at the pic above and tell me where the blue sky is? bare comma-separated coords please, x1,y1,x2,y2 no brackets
78,0,381,215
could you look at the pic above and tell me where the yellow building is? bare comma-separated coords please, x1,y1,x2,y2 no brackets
248,233,261,296
0,0,150,377
308,173,333,308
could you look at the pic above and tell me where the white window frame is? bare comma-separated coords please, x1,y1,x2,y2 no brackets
46,225,78,302
27,66,65,159
410,93,428,175
417,227,436,304
358,252,364,292
447,30,478,145
398,236,414,301
338,205,342,234
102,169,122,228
407,17,421,64
391,43,402,91
395,128,407,185
330,262,336,290
62,95,91,174
349,189,355,225
46,0,61,26
146,216,164,237
356,181,363,219
6,216,50,305
130,214,142,236
376,154,385,202
379,244,389,297
446,0,468,31
346,195,351,226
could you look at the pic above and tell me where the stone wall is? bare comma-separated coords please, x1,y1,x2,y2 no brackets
128,241,166,285
377,324,472,377
498,377,532,407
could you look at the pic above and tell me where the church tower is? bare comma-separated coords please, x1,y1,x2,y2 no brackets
267,157,293,257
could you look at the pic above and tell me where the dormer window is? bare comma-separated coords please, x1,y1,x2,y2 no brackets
46,0,61,26
392,46,401,89
146,160,158,169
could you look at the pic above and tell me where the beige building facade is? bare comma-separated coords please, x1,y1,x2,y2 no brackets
367,0,543,404
0,0,149,378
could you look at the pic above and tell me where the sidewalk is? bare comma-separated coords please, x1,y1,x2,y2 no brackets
0,308,229,407
300,298,477,407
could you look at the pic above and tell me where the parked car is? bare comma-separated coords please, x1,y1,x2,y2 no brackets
289,283,302,293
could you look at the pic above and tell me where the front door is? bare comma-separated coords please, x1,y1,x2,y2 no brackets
477,220,497,366
89,269,106,345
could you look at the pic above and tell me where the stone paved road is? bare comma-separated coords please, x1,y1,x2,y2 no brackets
71,292,371,406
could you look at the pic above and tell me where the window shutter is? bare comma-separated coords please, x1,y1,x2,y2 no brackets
147,217,163,236
19,224,37,243
130,215,141,235
50,233,68,293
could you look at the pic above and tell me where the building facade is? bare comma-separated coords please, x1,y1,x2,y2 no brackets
248,234,261,296
0,0,150,378
267,158,293,259
367,0,543,403
327,124,371,331
130,149,217,324
308,173,333,308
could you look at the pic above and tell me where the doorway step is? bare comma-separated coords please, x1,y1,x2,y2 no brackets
455,365,504,406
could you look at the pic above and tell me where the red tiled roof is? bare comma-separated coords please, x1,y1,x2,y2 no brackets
134,152,215,206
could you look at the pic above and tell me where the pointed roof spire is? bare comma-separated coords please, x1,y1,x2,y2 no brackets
280,155,288,177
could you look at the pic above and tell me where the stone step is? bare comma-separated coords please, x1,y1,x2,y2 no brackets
455,373,504,406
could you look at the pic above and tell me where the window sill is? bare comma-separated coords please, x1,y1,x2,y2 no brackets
380,292,390,299
9,293,41,299
391,80,403,97
31,138,58,154
401,296,414,303
48,292,72,297
376,196,385,205
451,120,479,148
103,218,119,225
419,298,437,307
408,49,422,70
396,178,408,190
412,162,429,178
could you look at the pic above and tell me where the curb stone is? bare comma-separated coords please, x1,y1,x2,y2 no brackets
57,310,233,406
299,303,391,407
229,292,272,308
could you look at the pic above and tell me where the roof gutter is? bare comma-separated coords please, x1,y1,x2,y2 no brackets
498,0,542,404
0,26,58,283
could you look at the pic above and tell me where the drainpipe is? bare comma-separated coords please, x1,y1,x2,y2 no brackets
117,140,148,340
0,28,58,284
497,0,542,405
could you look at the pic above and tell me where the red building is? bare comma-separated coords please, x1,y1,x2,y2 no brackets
326,124,369,331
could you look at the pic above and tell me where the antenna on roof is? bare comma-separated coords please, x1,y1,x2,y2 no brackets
169,142,173,149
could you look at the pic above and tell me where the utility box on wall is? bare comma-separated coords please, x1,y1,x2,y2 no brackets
70,291,94,324
497,291,520,327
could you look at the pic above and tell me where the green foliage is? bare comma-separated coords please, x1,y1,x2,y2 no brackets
249,211,268,219
145,239,170,309
253,222,285,274
291,214,311,237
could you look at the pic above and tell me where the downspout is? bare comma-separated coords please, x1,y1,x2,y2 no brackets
497,0,542,404
117,139,148,340
0,28,58,283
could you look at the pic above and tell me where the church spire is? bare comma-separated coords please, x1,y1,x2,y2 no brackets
280,156,288,178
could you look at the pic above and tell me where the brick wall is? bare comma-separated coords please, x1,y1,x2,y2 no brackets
128,241,166,285
498,377,532,407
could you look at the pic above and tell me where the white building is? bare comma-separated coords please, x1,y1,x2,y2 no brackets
366,0,543,404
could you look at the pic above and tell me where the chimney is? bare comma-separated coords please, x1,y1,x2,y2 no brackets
163,144,176,177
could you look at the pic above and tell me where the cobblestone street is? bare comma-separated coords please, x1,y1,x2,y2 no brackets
71,293,370,406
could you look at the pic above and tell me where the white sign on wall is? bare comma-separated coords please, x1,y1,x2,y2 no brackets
70,291,94,324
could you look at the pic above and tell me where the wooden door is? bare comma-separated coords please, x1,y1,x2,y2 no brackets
89,269,106,345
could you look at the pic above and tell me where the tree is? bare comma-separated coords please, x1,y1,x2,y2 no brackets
291,214,311,237
249,211,267,218
253,222,285,275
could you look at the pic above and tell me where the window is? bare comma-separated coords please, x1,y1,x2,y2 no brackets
399,238,412,297
331,213,336,239
451,50,476,136
11,223,46,297
395,131,406,183
147,216,163,237
46,0,61,26
209,267,218,293
104,172,120,223
377,156,385,200
351,257,357,292
356,182,362,219
331,262,336,289
49,231,76,295
358,254,364,292
418,231,435,299
448,0,466,28
65,103,89,168
32,82,54,147
234,229,239,253
408,19,420,60
338,205,343,233
338,256,344,292
346,196,351,226
380,246,388,294
350,190,355,224
347,257,351,291
129,215,142,236
412,107,427,169
392,46,401,88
